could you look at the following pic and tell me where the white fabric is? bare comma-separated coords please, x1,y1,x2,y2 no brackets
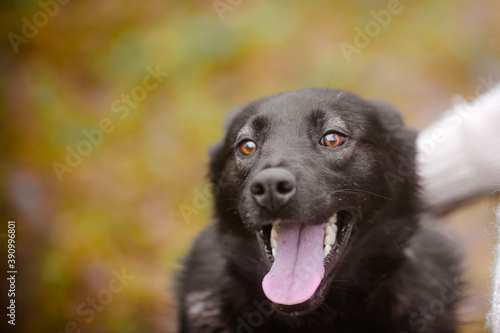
490,205,500,332
418,84,500,214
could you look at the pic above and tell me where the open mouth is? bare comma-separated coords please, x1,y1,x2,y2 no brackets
256,211,353,315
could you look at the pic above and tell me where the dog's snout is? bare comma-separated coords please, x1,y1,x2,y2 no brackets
250,168,296,213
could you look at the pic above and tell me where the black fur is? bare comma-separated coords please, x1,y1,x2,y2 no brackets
177,88,462,332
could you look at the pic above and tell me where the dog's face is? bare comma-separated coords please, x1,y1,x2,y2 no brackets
209,88,418,315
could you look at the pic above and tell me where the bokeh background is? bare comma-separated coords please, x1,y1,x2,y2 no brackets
1,0,499,332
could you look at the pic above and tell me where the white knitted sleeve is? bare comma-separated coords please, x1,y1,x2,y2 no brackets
417,83,500,215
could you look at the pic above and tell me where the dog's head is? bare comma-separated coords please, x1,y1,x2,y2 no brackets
209,88,419,315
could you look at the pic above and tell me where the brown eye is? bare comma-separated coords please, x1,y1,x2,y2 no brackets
320,132,346,148
240,140,257,155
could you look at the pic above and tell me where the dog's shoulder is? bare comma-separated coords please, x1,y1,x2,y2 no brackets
391,219,463,330
177,224,229,332
178,223,226,290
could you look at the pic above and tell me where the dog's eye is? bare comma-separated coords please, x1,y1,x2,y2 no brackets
239,140,257,155
320,132,346,148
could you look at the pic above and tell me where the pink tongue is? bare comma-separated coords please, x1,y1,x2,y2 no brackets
262,223,325,305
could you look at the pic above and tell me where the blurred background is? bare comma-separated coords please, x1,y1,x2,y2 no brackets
0,0,499,332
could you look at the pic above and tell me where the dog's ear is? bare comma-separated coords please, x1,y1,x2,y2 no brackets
368,99,405,129
208,106,246,187
368,98,420,204
368,99,418,140
368,98,418,164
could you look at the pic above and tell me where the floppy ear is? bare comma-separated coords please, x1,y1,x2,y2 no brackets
368,98,418,149
208,106,246,187
369,98,420,193
369,99,405,129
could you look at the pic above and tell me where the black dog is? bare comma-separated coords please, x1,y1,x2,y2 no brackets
177,88,462,332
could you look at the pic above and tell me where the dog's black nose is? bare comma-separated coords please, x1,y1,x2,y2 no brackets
250,168,296,213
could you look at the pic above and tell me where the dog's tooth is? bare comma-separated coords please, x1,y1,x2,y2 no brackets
323,244,332,258
329,213,337,225
325,234,336,246
324,223,337,244
271,225,278,242
271,237,278,250
271,222,280,235
270,222,280,258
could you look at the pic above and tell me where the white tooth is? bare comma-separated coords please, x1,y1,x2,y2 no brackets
323,214,338,257
270,222,280,258
324,222,337,241
271,237,278,250
324,244,332,258
325,224,332,235
328,223,337,235
325,234,336,246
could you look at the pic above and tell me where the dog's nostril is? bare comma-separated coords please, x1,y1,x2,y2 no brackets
251,183,265,196
277,181,294,194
